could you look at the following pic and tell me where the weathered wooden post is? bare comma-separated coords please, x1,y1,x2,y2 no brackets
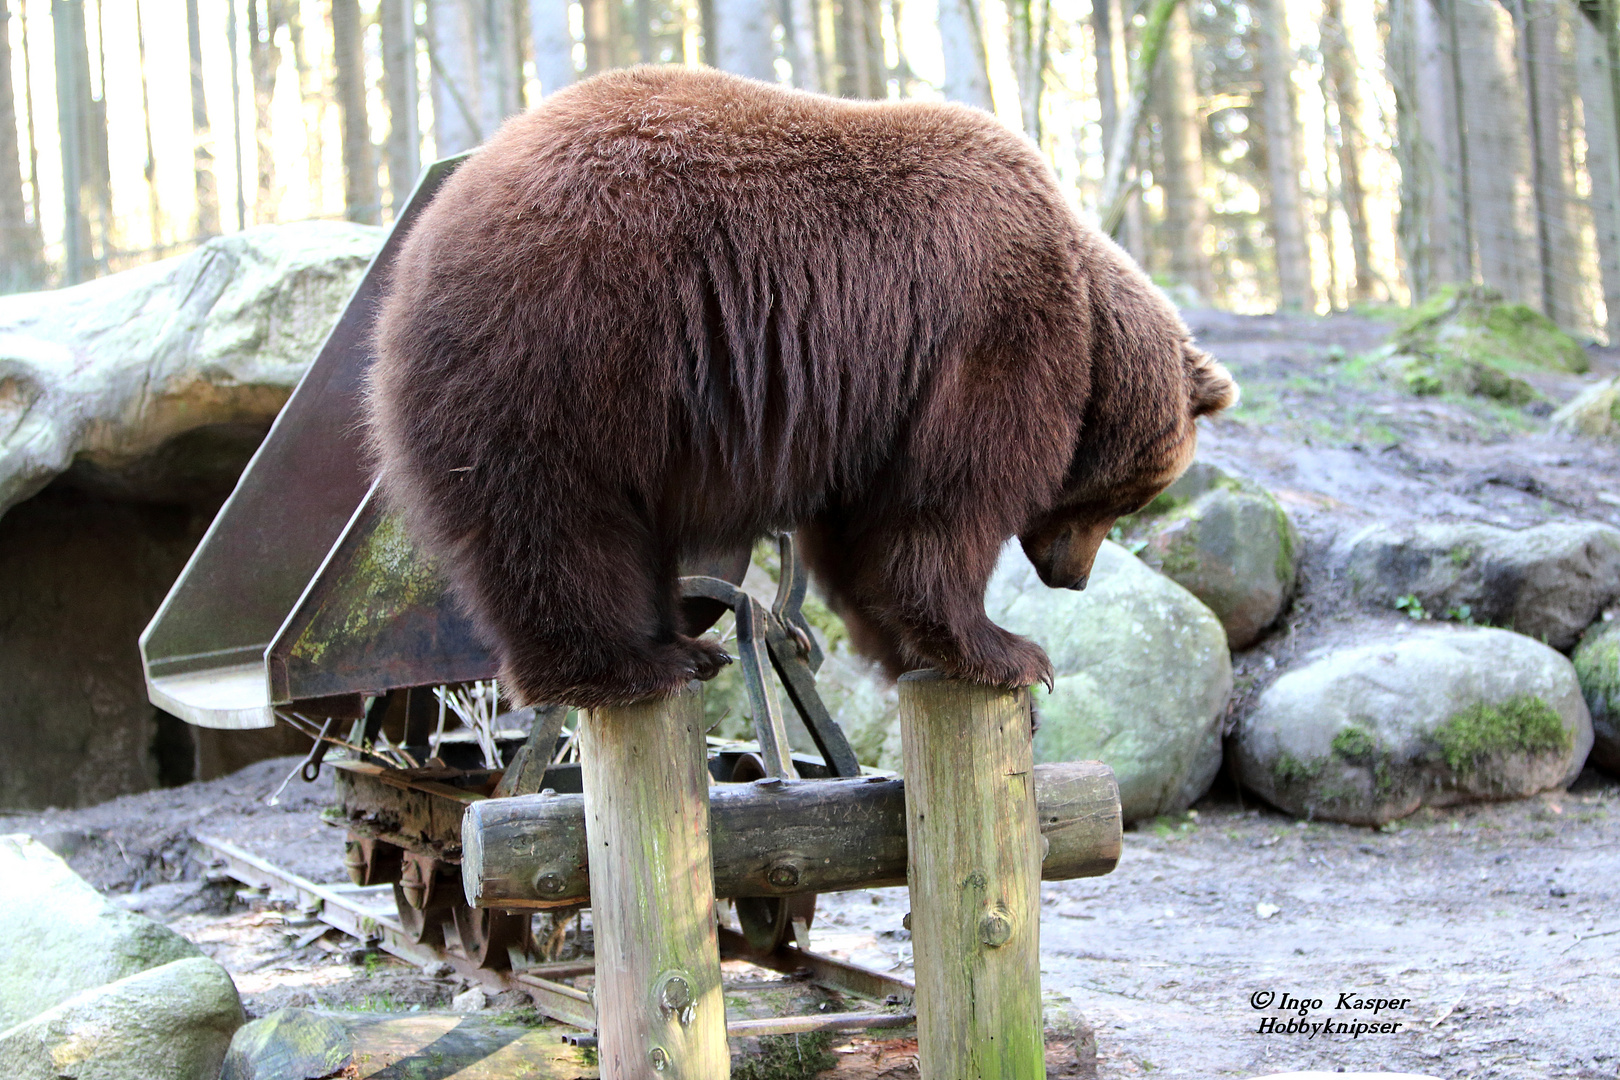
579,685,729,1079
899,670,1044,1080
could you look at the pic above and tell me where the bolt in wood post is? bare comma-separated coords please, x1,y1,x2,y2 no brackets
899,670,1045,1080
579,685,729,1079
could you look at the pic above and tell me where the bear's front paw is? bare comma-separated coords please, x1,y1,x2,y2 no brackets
949,632,1054,692
679,635,733,682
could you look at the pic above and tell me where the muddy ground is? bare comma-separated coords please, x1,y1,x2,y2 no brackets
5,311,1619,1078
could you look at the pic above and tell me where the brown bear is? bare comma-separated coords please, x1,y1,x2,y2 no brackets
367,65,1237,709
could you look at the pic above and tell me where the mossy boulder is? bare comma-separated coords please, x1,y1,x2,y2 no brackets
1124,462,1299,649
810,541,1232,822
1236,626,1592,825
0,835,203,1030
1337,520,1620,651
1384,285,1588,403
1570,617,1620,773
1551,376,1620,441
0,957,243,1080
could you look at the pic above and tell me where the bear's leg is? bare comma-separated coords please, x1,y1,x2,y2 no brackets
806,517,1053,690
470,509,730,709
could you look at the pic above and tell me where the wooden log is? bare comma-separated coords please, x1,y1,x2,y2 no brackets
461,761,1120,909
900,671,1044,1080
578,685,728,1080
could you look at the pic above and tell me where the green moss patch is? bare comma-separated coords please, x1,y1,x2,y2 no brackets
1331,726,1376,760
1273,751,1323,785
1434,695,1571,773
734,1031,839,1080
1395,285,1587,374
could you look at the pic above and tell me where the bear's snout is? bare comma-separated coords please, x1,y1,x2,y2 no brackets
1022,518,1113,592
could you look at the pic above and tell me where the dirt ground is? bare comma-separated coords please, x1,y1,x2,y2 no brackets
5,311,1619,1078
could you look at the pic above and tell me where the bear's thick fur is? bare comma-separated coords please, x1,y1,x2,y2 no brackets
367,66,1237,708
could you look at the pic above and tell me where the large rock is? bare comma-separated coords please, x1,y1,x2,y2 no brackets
0,222,382,516
221,1009,597,1080
1338,520,1620,651
990,541,1232,821
1383,284,1587,402
1236,626,1592,825
811,543,1233,822
0,835,202,1029
1129,462,1299,649
1570,617,1620,773
0,224,379,809
0,957,242,1080
1551,376,1620,440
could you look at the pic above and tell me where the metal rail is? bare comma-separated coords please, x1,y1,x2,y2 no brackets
194,835,914,1038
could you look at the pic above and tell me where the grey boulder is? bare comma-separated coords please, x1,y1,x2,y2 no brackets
1571,617,1620,773
0,957,243,1080
0,221,382,517
986,540,1233,822
1338,520,1620,651
0,835,202,1030
1236,626,1592,825
1131,462,1300,649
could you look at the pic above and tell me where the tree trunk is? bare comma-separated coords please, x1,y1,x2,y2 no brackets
283,0,326,217
714,0,776,80
1518,0,1578,328
53,0,93,280
1006,0,1050,139
580,0,615,74
786,0,821,90
246,0,281,224
381,0,420,212
938,0,992,110
1453,0,1534,303
1151,4,1211,299
1097,0,1179,234
17,0,40,251
185,0,220,239
473,0,522,135
226,0,246,231
1577,9,1620,342
529,0,576,95
1321,0,1372,301
1258,0,1310,311
0,0,43,290
430,0,483,154
333,0,378,225
135,0,165,245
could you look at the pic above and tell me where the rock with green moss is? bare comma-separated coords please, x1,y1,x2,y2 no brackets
0,957,243,1080
1570,617,1620,773
1551,376,1620,441
1126,462,1300,649
805,541,1232,822
985,540,1232,822
1382,285,1588,403
1236,626,1592,825
1337,520,1620,651
0,834,203,1030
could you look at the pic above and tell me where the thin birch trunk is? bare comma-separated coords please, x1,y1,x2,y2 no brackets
1097,0,1179,235
787,0,820,90
938,0,992,110
1007,0,1050,139
430,0,483,153
714,0,776,80
529,0,575,95
17,0,39,251
186,0,220,238
285,2,327,216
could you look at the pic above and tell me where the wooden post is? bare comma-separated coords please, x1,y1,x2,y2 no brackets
579,685,729,1080
899,671,1044,1080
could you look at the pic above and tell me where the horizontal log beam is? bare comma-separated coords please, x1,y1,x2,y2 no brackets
461,761,1120,910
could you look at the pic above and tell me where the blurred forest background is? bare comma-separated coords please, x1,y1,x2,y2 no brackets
2,0,1620,339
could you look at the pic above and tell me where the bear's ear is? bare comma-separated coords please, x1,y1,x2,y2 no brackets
1186,343,1239,417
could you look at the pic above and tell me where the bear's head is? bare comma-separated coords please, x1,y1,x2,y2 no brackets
1020,332,1237,592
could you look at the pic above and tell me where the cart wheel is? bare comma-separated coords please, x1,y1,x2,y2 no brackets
393,854,452,946
452,902,532,969
735,892,817,953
